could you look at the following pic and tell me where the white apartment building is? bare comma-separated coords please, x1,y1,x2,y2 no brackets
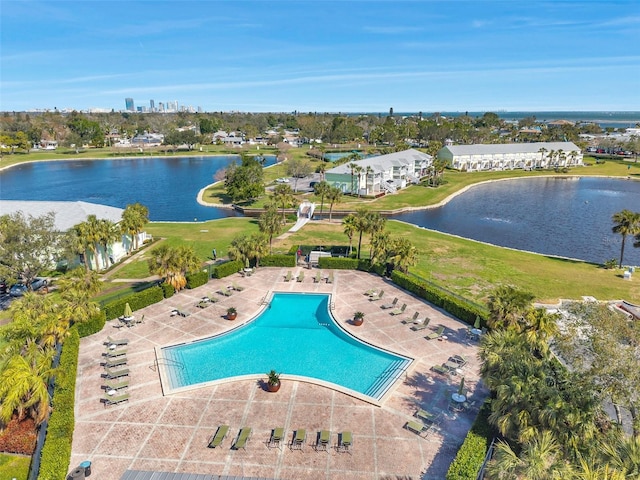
438,142,583,172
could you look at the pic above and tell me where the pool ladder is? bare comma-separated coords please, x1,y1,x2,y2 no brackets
155,357,185,370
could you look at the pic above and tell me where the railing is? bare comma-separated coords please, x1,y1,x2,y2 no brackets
155,357,185,370
476,437,497,479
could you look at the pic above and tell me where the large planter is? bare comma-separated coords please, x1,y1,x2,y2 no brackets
267,381,281,393
227,312,237,320
352,317,364,326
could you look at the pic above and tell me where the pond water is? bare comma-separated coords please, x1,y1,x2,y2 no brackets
395,176,640,266
0,155,275,222
2,158,639,265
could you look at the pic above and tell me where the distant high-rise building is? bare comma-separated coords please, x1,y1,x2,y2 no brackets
150,99,155,111
125,98,134,111
158,102,165,112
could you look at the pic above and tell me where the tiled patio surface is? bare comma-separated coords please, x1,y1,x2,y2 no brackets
71,268,488,480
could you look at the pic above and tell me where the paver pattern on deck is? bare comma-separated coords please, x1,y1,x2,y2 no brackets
71,268,488,480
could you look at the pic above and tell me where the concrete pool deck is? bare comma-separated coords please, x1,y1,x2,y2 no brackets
71,268,489,480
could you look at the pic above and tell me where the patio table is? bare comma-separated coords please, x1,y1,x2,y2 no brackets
451,393,467,403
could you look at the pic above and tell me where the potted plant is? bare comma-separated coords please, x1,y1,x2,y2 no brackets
353,311,365,326
226,306,237,320
266,369,281,392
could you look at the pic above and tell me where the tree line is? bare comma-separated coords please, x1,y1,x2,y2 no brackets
3,110,638,155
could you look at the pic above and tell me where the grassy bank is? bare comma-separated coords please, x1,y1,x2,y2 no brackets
202,154,640,211
105,217,639,304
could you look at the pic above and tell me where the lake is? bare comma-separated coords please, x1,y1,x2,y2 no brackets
1,158,639,265
0,155,275,222
395,176,640,266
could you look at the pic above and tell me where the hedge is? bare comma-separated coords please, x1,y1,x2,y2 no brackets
391,271,488,326
102,285,164,321
259,254,296,267
186,270,208,289
161,282,175,298
446,401,494,480
210,259,243,279
318,257,359,270
74,310,106,338
37,329,79,480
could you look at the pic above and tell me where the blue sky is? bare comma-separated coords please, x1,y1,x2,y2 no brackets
1,0,638,112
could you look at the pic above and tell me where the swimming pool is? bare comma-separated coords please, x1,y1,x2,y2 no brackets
157,292,412,402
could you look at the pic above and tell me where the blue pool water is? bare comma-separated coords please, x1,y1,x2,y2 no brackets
160,293,411,400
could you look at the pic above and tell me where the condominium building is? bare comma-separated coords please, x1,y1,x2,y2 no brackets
438,142,583,172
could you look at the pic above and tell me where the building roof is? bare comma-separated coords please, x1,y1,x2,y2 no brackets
0,200,124,231
441,141,580,156
326,148,432,175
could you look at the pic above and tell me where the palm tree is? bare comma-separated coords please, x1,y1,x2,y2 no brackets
365,166,374,195
326,186,343,222
147,244,201,292
273,183,295,221
74,214,102,270
487,431,568,480
0,340,56,426
228,233,269,267
386,236,417,273
611,209,640,267
370,230,390,266
258,204,283,254
487,285,535,331
317,161,327,181
538,147,548,169
120,203,149,252
314,181,331,217
97,219,121,267
546,149,555,169
354,165,364,197
342,214,358,256
352,208,371,260
348,161,358,195
522,308,559,356
367,213,386,258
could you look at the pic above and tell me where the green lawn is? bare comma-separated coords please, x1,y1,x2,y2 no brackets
108,217,266,280
105,218,640,305
0,453,30,480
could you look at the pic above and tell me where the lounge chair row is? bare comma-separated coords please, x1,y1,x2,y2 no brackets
208,426,352,452
431,354,469,376
101,336,131,406
405,408,441,437
401,313,432,331
284,270,334,283
197,294,219,308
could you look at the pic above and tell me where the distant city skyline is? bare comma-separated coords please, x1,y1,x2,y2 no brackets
1,1,638,113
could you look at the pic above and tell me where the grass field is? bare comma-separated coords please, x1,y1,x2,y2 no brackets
0,453,30,480
101,217,639,305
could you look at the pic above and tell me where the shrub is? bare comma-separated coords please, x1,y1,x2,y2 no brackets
391,271,488,325
0,417,37,455
38,329,79,480
186,270,208,289
74,310,106,338
260,254,296,267
102,285,164,321
318,257,359,270
211,259,243,279
161,282,175,298
446,401,494,480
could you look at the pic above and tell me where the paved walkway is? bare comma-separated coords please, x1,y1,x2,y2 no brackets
71,268,488,480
